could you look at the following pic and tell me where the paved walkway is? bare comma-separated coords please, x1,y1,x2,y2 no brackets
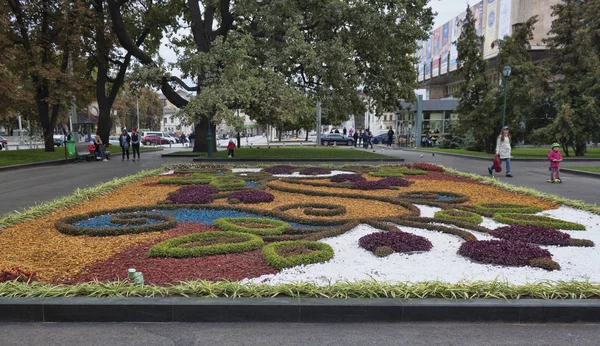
1,146,599,217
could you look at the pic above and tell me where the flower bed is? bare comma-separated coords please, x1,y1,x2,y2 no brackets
458,240,558,270
262,240,334,270
359,231,432,255
227,190,275,204
148,231,264,258
492,213,586,230
473,203,543,214
489,225,572,246
263,165,296,175
299,167,332,175
434,209,483,225
167,185,219,204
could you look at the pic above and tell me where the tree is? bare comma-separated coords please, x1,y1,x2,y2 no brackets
454,6,491,152
112,85,163,132
4,0,90,151
537,0,600,156
107,0,433,152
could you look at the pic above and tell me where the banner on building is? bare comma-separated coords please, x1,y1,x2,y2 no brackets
417,41,425,81
497,0,512,39
483,0,499,58
440,21,451,74
449,11,466,72
473,1,484,36
425,38,432,77
432,27,441,77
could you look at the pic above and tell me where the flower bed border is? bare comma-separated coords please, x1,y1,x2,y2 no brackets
262,240,334,270
214,217,292,236
434,209,483,225
473,203,543,214
148,231,264,258
55,212,177,237
492,213,586,230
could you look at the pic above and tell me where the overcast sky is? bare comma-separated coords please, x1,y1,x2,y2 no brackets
158,0,483,84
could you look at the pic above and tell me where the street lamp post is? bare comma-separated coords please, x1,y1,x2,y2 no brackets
501,66,512,128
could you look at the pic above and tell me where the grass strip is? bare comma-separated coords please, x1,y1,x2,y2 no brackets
194,147,391,159
415,147,600,159
1,280,599,299
0,168,163,229
563,166,600,173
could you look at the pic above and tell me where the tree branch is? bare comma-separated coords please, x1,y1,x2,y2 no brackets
169,76,200,92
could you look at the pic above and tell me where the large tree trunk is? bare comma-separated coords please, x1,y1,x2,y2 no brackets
97,102,113,149
575,141,586,156
305,129,309,141
192,117,217,153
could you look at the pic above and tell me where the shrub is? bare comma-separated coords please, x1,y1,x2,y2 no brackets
148,231,264,258
528,257,561,271
434,209,483,225
473,203,543,214
411,163,445,172
263,165,296,175
157,177,211,185
213,217,292,236
359,231,432,253
167,185,219,204
489,225,571,246
378,177,412,187
303,204,346,217
374,246,395,257
492,213,586,230
262,240,334,270
0,268,37,283
299,167,332,175
330,174,367,183
458,240,556,269
209,176,246,189
227,190,275,204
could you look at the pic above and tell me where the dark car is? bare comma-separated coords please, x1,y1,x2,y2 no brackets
53,135,65,147
143,134,171,145
320,133,354,146
0,136,7,150
371,132,395,145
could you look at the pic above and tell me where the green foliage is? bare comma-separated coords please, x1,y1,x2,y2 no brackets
492,213,586,230
148,231,264,258
262,240,334,270
434,210,483,225
473,203,543,214
374,246,395,258
213,217,292,236
368,166,427,177
209,176,247,190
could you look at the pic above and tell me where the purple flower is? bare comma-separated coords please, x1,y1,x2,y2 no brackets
263,165,296,175
489,225,570,246
359,231,432,253
458,240,552,266
299,167,332,175
330,174,366,183
227,190,275,204
378,177,412,187
167,185,218,204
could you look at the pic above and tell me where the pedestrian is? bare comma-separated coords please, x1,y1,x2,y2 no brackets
227,138,236,158
362,130,368,148
352,130,359,147
349,128,354,137
189,132,195,147
488,126,513,177
357,130,363,147
387,127,394,147
180,133,186,147
343,127,347,136
94,135,108,161
367,130,373,149
119,128,131,161
131,128,140,161
547,142,563,183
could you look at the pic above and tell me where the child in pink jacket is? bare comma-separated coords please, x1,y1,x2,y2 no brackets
547,143,563,183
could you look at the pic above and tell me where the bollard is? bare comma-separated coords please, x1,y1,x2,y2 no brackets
127,268,144,285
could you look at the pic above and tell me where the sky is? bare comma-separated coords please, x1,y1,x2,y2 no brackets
157,0,484,87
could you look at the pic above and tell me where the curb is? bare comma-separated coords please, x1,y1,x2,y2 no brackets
561,168,600,179
402,149,600,162
0,159,75,172
191,158,404,163
1,297,599,322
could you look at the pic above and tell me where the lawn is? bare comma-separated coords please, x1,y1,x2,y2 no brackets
1,162,599,299
563,166,600,173
416,147,600,159
191,147,391,159
0,146,160,167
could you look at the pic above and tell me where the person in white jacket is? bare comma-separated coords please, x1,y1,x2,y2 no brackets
488,126,513,177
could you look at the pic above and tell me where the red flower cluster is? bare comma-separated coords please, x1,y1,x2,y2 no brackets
411,163,445,172
299,167,332,175
458,240,552,266
263,165,296,174
227,190,275,204
0,267,37,283
167,185,219,204
359,231,432,253
489,225,570,246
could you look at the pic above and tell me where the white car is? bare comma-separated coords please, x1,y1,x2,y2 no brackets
109,136,120,146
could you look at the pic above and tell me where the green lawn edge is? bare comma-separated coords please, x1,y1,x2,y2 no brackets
563,166,600,173
1,279,598,299
415,147,600,159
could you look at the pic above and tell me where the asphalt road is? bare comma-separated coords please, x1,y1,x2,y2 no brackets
0,322,599,346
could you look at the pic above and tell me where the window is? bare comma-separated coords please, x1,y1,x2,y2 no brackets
163,118,167,125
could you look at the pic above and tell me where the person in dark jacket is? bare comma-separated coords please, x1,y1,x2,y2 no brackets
119,128,131,161
387,128,394,147
353,131,359,147
131,128,140,161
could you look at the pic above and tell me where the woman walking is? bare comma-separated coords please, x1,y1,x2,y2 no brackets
131,128,140,161
119,128,131,161
488,126,513,177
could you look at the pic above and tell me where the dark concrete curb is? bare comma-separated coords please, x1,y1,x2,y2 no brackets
561,168,600,179
402,149,600,162
0,159,75,172
191,158,404,163
1,297,599,322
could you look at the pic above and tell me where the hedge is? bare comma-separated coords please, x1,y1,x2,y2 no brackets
473,203,543,214
262,240,334,270
213,217,292,236
148,231,264,258
492,213,586,230
55,212,177,236
434,209,483,225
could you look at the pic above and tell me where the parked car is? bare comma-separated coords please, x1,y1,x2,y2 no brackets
53,135,65,147
142,134,171,145
143,131,176,144
168,133,181,143
320,133,354,146
0,136,7,150
108,136,120,146
371,132,396,145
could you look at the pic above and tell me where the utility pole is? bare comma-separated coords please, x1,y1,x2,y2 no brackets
316,100,322,145
136,97,140,130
